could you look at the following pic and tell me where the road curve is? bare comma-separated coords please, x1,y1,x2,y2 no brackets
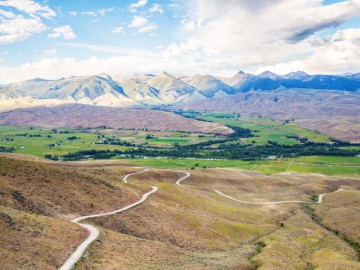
176,172,191,186
214,188,344,205
317,188,344,203
123,168,149,183
60,170,191,270
59,174,157,270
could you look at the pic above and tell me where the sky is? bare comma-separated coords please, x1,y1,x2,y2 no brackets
0,0,360,83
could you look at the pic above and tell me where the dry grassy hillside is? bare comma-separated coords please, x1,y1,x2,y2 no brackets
0,104,232,134
1,156,359,269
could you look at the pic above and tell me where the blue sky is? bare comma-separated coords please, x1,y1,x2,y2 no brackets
1,0,360,83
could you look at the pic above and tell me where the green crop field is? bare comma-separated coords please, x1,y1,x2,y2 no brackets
0,126,129,157
0,125,218,157
182,112,331,146
1,121,359,178
122,156,360,177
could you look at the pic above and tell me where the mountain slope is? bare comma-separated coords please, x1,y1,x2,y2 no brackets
147,72,197,102
188,74,234,97
1,71,360,110
0,104,233,134
178,89,360,142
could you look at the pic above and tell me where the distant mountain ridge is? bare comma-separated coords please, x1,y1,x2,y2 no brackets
1,70,360,109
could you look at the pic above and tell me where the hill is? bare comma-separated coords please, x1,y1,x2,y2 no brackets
178,89,360,142
1,156,359,269
0,104,232,134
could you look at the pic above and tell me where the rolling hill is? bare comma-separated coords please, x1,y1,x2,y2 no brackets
0,104,233,134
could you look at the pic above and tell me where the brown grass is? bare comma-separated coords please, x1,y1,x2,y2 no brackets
0,205,87,270
1,156,359,269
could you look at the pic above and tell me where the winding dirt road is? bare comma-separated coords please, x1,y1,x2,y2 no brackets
214,188,344,205
174,171,345,205
59,169,191,270
59,169,156,270
59,167,343,270
123,168,149,183
175,172,191,186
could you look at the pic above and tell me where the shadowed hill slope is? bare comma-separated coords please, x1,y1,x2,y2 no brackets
0,104,233,134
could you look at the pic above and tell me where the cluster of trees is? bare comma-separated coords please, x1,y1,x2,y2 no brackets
46,140,359,161
96,137,135,146
0,146,14,153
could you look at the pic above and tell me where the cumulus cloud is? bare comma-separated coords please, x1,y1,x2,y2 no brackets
0,0,55,44
129,0,148,12
0,16,46,44
165,0,360,73
128,15,158,34
181,18,195,31
1,0,360,82
48,25,76,40
2,26,360,84
0,8,16,18
0,0,55,19
256,28,360,74
128,15,148,28
0,47,226,83
130,0,148,9
149,3,164,14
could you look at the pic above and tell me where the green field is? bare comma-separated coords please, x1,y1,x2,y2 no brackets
182,112,331,145
123,156,360,177
1,121,359,178
0,125,217,157
0,126,129,157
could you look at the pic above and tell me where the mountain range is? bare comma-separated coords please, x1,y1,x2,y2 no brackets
1,71,360,109
1,70,359,142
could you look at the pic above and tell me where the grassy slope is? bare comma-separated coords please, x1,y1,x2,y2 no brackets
1,157,359,269
0,205,87,270
311,189,360,252
252,210,360,270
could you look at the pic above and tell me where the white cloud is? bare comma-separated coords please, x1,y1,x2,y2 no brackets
69,11,77,16
48,25,76,40
0,16,46,44
130,0,148,9
0,0,55,19
0,0,55,44
181,18,195,31
163,0,360,73
0,48,225,83
128,15,148,28
128,15,158,34
0,8,16,18
255,28,360,75
81,11,97,16
2,26,360,85
1,0,360,81
139,24,158,33
81,8,114,17
98,8,114,16
149,4,164,14
112,26,125,33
